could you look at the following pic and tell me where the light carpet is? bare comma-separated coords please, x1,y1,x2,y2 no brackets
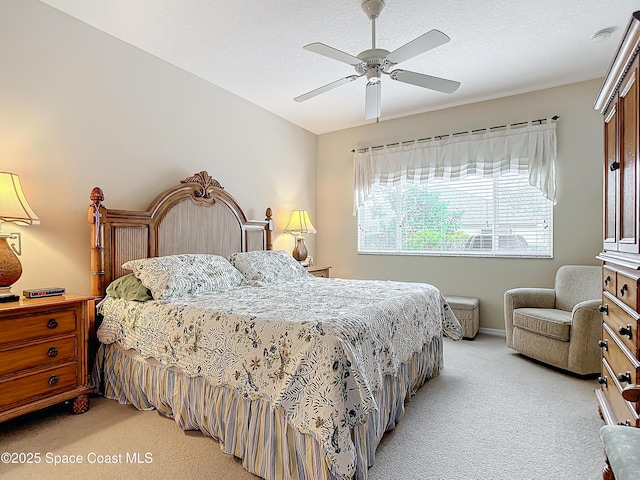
0,334,604,480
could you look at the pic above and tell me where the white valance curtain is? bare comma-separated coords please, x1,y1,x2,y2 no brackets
352,118,557,215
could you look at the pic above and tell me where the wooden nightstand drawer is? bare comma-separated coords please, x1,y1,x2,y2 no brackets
0,308,77,344
0,362,77,409
0,335,77,376
307,266,331,278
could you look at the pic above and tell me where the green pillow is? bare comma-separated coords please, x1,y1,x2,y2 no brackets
106,273,153,301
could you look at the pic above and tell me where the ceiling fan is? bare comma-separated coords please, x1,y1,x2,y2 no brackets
294,0,460,120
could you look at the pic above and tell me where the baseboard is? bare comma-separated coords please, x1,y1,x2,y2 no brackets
478,327,506,337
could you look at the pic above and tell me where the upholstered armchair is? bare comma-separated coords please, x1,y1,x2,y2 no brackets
504,265,602,375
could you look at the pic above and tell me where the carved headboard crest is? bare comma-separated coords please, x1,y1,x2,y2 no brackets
180,171,223,198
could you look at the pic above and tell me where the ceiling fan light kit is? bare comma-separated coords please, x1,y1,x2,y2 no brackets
294,0,460,121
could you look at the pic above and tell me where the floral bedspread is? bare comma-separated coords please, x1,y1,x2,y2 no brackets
97,278,462,478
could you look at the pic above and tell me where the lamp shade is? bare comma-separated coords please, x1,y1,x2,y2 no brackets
284,210,316,235
0,172,40,226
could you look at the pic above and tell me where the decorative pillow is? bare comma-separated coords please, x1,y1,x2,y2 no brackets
122,254,245,300
228,250,312,286
105,273,153,301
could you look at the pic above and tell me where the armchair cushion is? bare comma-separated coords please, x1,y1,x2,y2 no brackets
513,308,571,341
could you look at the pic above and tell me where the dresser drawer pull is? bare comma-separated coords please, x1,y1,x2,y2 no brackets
598,339,608,351
599,304,609,314
47,318,58,329
617,371,632,384
610,161,620,171
48,375,59,387
620,284,629,296
604,275,611,286
619,324,633,339
47,347,58,358
598,376,608,386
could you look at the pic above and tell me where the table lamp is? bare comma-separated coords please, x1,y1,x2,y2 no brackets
0,171,40,302
284,209,316,262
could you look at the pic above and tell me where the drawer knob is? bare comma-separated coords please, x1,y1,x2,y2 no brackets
604,275,611,286
598,376,608,386
618,371,632,384
599,304,609,314
610,161,620,171
47,347,58,358
48,375,59,387
598,339,608,351
620,284,629,296
619,324,633,339
47,318,58,329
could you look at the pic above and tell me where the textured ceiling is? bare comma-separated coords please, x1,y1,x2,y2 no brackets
40,1,640,134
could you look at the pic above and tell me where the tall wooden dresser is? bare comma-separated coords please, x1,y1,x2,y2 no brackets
594,11,640,428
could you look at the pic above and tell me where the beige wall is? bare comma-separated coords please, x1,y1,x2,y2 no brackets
317,79,604,331
0,1,317,297
1,1,605,333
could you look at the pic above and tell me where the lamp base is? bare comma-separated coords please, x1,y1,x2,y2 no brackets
0,294,19,303
0,286,19,303
292,237,308,262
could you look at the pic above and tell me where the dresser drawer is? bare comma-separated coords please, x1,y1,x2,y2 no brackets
600,356,640,426
0,335,77,376
617,271,640,311
602,294,640,358
0,362,78,409
0,308,76,344
602,325,640,387
603,267,617,297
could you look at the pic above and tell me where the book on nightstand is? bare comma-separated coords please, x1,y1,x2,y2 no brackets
23,287,66,299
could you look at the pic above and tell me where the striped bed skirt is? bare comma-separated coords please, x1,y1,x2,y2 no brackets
92,335,443,480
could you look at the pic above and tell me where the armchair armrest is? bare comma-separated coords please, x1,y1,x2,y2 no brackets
504,287,556,310
622,384,640,402
571,299,601,317
566,299,603,374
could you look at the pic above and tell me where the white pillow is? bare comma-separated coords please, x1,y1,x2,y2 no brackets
122,254,245,300
228,250,312,286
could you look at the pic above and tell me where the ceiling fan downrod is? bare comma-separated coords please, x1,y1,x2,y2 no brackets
362,0,385,49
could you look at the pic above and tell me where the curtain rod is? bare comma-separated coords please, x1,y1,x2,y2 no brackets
351,115,560,153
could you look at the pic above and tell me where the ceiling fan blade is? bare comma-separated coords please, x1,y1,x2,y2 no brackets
303,43,363,66
294,75,360,102
390,69,460,94
386,30,450,65
365,81,381,120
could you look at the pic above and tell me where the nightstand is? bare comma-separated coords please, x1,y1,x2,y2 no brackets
307,266,331,278
0,294,95,423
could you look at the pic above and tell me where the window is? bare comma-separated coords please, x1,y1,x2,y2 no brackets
357,173,553,258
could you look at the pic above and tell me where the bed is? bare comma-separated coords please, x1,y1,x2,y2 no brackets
88,171,462,480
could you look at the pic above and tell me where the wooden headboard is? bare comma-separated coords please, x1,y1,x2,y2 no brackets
88,171,273,298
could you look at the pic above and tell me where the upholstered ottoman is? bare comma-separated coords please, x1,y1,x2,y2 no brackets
445,296,480,339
